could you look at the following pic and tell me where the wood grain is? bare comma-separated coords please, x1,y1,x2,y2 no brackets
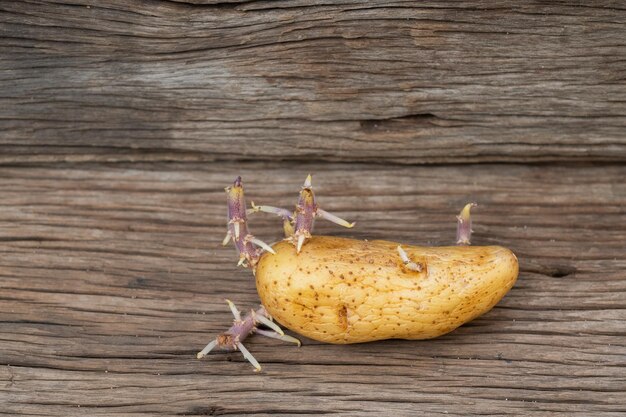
1,161,625,416
1,0,626,164
1,1,625,415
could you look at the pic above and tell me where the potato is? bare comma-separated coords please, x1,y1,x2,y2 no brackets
197,176,519,371
256,236,518,344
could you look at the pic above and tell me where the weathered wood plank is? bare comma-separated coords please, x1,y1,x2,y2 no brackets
1,0,625,164
1,162,625,416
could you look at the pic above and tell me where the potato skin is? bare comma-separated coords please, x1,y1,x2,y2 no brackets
255,236,518,344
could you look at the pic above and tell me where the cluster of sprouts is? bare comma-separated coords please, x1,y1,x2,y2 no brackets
197,175,476,371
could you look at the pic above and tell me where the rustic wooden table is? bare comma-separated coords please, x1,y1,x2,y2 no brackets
1,1,625,416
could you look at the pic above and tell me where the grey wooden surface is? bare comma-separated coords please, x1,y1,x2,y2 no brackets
1,1,625,164
1,163,625,416
1,1,626,416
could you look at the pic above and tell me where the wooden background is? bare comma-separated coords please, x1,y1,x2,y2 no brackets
1,1,625,416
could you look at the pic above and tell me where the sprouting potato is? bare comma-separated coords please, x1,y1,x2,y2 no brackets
197,176,518,371
256,237,517,344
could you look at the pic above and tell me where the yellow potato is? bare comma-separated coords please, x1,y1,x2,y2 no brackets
256,236,518,344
